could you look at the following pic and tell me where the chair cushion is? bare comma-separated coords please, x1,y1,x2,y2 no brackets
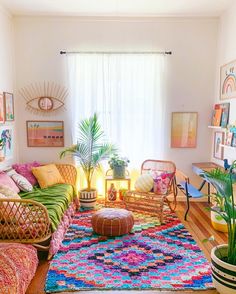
32,164,64,189
134,174,153,192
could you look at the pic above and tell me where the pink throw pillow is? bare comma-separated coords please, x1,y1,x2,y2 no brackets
0,172,20,193
12,162,41,186
153,172,174,195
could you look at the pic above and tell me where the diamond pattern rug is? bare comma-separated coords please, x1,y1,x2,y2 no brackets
45,207,213,292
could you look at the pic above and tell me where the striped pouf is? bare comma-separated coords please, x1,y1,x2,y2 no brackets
91,208,134,236
211,245,236,294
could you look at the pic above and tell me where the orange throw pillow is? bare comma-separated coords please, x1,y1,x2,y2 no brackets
32,164,64,189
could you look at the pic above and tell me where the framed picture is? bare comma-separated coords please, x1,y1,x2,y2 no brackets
26,121,64,147
3,92,14,121
225,132,233,146
214,131,224,159
0,125,13,159
171,112,198,148
220,59,236,100
0,94,5,123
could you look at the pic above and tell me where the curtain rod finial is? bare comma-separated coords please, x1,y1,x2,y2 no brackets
60,51,66,55
165,51,172,55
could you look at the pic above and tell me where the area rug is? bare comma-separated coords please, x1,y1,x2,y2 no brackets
45,207,213,292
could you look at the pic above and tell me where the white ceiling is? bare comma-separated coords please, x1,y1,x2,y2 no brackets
0,0,233,17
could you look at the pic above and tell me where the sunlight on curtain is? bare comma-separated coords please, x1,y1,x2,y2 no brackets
67,53,165,192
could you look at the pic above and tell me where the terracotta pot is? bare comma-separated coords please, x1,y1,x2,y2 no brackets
211,245,236,294
211,207,228,233
79,189,97,208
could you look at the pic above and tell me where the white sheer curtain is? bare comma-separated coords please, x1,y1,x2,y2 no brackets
67,53,165,169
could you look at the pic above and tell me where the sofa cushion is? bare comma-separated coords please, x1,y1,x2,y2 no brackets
0,172,20,193
32,164,64,189
12,161,41,186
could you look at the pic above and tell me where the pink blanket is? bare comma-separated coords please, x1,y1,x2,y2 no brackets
0,243,38,294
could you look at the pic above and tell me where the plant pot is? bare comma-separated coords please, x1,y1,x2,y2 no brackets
211,245,236,294
211,207,228,233
79,189,97,208
112,165,125,179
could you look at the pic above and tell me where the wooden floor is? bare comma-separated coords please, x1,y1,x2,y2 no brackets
26,201,226,294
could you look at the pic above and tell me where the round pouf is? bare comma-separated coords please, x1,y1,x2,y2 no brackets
91,208,134,236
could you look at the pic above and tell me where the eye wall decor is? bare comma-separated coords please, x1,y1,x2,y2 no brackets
19,82,68,115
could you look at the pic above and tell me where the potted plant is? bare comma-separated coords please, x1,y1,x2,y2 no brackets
108,154,129,179
60,113,116,208
0,139,5,162
202,161,236,294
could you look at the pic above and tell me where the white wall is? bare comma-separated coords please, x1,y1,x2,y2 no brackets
0,6,17,168
14,16,218,180
213,2,236,166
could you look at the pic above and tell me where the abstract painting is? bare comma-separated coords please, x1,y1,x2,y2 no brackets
26,121,64,147
220,59,236,100
171,112,198,148
3,92,14,121
213,131,224,159
0,126,13,159
0,94,5,123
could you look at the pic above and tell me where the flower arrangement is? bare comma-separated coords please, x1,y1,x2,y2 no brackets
108,154,129,169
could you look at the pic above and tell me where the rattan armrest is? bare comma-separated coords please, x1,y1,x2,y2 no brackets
0,198,52,244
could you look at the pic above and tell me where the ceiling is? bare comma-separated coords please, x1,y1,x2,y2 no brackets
0,0,233,17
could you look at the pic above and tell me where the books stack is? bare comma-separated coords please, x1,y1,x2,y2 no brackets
212,103,230,127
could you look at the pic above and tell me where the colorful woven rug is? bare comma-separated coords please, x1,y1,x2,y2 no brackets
45,207,213,292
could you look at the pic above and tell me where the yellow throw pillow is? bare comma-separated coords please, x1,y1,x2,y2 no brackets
134,174,153,192
32,164,64,189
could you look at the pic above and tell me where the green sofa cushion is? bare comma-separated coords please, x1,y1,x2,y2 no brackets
20,184,74,232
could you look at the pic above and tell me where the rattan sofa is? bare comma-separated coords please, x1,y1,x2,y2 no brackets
0,163,78,259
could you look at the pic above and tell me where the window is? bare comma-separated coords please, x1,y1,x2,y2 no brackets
67,53,165,168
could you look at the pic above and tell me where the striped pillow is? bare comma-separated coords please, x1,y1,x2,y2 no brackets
11,173,33,192
134,174,153,192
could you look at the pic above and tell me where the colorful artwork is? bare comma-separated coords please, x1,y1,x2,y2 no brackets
26,121,64,147
0,94,5,123
0,126,13,159
214,131,224,159
225,132,233,146
212,104,222,126
232,133,236,147
220,60,236,100
171,112,198,148
4,92,14,121
220,103,230,128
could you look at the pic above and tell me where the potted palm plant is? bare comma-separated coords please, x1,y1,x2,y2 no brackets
60,113,116,208
202,161,236,294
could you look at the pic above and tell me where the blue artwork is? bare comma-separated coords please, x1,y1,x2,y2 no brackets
0,127,13,158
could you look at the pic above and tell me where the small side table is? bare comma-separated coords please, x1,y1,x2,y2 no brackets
105,169,131,207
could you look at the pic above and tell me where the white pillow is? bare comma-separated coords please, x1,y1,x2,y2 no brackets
6,168,33,192
134,174,154,192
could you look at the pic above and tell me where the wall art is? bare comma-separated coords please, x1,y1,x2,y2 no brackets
26,121,64,147
220,59,236,100
20,82,67,115
0,125,13,159
213,131,224,160
171,112,198,148
0,94,5,123
3,92,14,121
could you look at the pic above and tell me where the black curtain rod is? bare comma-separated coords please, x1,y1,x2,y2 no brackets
60,50,172,55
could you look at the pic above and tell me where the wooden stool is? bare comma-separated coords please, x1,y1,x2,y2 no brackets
91,208,134,236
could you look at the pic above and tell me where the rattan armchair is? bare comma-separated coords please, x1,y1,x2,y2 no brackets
124,160,176,223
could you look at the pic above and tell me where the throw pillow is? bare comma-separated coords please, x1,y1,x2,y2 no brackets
32,164,64,189
134,174,153,192
153,172,175,195
6,167,33,192
0,172,20,193
12,161,41,186
0,184,20,199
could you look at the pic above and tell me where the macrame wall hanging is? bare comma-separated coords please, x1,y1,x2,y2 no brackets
19,82,68,115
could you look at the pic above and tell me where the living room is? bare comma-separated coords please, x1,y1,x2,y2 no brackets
0,0,236,293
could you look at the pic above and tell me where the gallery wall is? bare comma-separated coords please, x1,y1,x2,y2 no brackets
0,5,17,168
14,16,218,179
212,1,236,166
